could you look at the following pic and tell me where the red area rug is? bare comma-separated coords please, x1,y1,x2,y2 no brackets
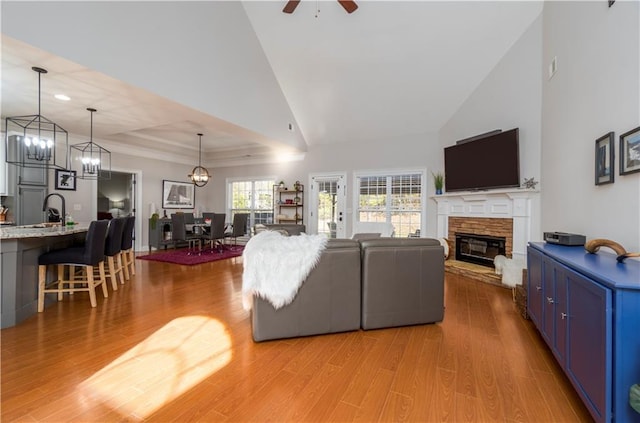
137,246,243,266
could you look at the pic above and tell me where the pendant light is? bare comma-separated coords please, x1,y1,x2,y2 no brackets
70,108,111,180
4,66,69,170
188,133,210,187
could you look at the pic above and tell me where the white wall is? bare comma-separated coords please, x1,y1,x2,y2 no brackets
541,1,640,251
438,15,543,241
206,131,442,237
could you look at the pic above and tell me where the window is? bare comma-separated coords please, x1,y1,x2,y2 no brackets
356,170,425,238
228,178,275,230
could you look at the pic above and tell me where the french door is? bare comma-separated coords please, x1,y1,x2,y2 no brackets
309,173,346,238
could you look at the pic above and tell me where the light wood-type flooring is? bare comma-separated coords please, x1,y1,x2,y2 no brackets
1,253,593,422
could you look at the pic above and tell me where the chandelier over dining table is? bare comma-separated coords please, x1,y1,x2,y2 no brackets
188,133,210,187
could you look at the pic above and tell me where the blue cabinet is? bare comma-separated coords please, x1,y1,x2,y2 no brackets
528,243,639,423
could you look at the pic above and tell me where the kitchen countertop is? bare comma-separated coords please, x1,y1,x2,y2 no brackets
0,223,90,240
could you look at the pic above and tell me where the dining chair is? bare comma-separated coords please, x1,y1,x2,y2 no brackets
224,213,249,250
171,213,201,254
204,213,227,252
37,220,109,311
184,212,196,233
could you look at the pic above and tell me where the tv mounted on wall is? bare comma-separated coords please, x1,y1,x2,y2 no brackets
444,128,520,192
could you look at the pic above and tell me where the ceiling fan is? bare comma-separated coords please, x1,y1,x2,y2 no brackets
283,0,358,14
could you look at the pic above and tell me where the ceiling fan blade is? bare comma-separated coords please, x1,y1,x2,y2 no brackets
283,0,301,13
338,0,358,13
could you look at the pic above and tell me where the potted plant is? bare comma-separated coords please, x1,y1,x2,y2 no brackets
432,171,444,195
278,181,285,190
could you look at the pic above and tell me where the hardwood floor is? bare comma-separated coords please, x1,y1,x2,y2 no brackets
1,254,594,422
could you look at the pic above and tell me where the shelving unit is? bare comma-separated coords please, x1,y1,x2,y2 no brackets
273,184,303,225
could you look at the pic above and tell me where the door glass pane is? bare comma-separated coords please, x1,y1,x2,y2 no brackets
317,181,337,238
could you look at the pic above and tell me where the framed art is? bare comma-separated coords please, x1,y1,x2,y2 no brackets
55,169,76,191
595,132,614,185
162,180,195,209
620,126,640,175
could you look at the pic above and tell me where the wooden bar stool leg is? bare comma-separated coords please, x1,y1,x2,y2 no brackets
38,265,47,313
87,265,98,307
116,253,126,285
129,250,136,276
98,262,108,298
107,256,118,291
57,265,65,301
121,251,130,281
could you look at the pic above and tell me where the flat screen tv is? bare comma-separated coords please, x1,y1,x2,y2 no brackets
444,128,520,192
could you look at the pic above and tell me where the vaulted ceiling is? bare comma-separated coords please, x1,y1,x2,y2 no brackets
1,1,543,167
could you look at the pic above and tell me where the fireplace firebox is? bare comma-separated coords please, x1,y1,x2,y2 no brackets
455,233,506,268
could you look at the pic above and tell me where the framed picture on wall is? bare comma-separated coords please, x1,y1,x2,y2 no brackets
55,169,76,191
162,180,195,209
620,126,640,175
595,132,614,185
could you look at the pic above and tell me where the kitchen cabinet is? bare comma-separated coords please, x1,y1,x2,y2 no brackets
4,136,49,225
527,243,639,423
17,186,47,225
273,184,303,224
0,139,15,196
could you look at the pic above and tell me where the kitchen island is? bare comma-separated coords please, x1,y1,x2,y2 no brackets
1,223,89,328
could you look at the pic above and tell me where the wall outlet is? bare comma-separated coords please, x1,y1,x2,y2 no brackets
73,203,81,211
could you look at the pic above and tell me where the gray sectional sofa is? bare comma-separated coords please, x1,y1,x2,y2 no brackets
250,237,445,342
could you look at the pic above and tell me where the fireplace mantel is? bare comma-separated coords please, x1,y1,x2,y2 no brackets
432,188,539,262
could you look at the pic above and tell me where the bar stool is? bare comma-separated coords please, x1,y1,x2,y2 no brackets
120,216,136,281
37,220,109,311
104,217,126,290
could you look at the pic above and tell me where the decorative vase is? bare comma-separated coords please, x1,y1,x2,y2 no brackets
436,188,443,195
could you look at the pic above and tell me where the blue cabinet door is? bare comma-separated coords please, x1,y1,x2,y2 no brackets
542,256,556,346
539,257,568,364
553,267,567,364
527,247,544,328
566,267,612,423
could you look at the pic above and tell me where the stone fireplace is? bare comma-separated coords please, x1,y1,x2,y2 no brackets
433,188,539,283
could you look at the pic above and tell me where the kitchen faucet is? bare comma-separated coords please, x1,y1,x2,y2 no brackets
42,193,66,227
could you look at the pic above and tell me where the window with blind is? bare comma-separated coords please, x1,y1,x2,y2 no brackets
228,179,274,229
356,171,424,238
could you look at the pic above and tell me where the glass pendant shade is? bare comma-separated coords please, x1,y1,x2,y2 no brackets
4,67,69,170
70,108,111,180
188,133,210,187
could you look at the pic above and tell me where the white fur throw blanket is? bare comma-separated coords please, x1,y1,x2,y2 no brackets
242,231,327,311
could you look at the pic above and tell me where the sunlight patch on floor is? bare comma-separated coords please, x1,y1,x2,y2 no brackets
79,315,232,420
